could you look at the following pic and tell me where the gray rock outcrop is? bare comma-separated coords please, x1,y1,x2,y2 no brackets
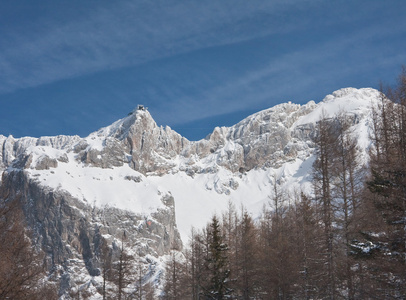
0,168,181,297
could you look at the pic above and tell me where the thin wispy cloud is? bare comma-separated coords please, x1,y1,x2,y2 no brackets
0,0,320,94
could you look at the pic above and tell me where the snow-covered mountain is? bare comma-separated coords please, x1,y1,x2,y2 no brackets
0,87,380,297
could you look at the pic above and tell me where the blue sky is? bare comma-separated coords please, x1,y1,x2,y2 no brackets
1,0,405,141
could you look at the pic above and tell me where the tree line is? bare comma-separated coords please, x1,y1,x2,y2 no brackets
162,68,406,299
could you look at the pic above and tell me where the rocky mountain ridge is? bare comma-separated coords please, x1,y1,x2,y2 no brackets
1,88,377,178
0,87,380,298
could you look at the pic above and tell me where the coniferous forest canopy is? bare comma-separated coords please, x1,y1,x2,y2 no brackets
0,67,405,299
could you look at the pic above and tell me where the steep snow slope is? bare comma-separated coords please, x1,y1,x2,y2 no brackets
152,87,378,241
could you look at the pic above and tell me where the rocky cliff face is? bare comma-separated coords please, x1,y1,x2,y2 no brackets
0,167,180,297
0,87,381,298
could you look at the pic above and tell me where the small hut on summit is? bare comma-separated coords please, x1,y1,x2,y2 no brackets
128,105,148,115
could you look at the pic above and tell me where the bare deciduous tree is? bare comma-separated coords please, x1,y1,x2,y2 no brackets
0,198,57,299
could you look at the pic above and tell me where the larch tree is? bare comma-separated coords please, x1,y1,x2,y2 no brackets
111,232,134,300
330,112,364,299
0,198,57,300
290,191,324,299
312,112,337,299
236,210,259,299
257,180,298,299
163,249,187,300
98,238,113,300
188,227,209,300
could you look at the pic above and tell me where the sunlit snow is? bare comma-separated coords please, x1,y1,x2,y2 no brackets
14,87,380,243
